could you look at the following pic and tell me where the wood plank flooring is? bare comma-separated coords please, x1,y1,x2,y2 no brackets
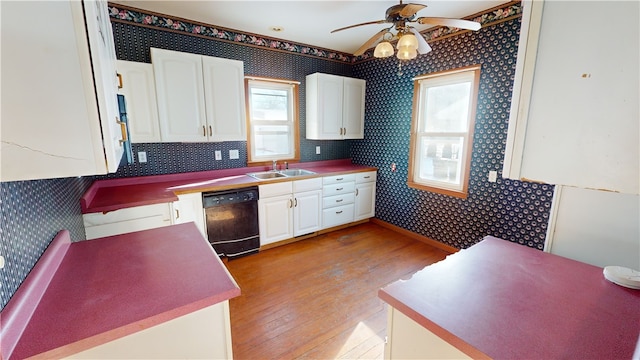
225,222,450,359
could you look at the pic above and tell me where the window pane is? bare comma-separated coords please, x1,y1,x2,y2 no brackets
417,136,465,188
253,125,291,157
423,82,471,132
250,88,289,121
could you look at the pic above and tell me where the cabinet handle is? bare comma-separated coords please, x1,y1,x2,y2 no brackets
289,199,293,208
336,177,343,181
294,198,298,207
356,188,359,196
336,210,343,214
364,176,370,179
336,187,343,191
202,126,207,136
116,73,123,89
336,199,343,203
116,117,128,145
175,209,180,219
209,125,212,137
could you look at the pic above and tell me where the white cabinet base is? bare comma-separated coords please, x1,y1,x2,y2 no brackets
385,307,471,360
66,301,233,359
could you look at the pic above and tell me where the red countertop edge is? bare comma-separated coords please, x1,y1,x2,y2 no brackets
378,236,640,359
81,159,377,214
1,231,71,360
2,223,241,360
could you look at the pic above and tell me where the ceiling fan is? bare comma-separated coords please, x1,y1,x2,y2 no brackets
332,0,482,58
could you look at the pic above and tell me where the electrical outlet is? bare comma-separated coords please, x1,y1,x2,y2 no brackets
316,146,321,154
0,254,5,270
214,150,222,160
138,151,147,163
229,149,239,160
488,171,497,182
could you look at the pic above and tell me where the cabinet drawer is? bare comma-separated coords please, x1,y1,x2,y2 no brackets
293,177,322,192
356,171,377,184
323,174,356,185
322,204,355,229
83,203,172,240
322,182,355,197
322,193,355,208
259,181,293,198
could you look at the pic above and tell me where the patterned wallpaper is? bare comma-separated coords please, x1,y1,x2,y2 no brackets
0,177,91,309
352,18,554,250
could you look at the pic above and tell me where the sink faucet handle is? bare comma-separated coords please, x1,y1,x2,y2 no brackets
284,161,288,169
272,160,277,171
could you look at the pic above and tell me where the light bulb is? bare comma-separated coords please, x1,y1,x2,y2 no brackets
397,33,418,50
374,41,394,58
396,45,417,60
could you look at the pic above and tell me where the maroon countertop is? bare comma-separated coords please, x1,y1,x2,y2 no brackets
379,236,640,359
1,223,240,360
81,159,377,214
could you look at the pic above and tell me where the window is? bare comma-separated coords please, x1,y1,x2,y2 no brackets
408,65,481,198
245,77,300,164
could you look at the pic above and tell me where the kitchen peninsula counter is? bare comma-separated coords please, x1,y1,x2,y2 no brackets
81,159,376,214
1,223,239,359
379,236,640,359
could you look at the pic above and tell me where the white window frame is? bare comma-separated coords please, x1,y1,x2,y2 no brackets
245,77,300,164
408,65,481,199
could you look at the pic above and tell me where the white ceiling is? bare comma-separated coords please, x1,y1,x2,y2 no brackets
110,1,511,54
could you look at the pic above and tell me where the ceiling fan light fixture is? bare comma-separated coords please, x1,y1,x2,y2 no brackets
374,41,394,58
396,33,418,50
396,45,417,60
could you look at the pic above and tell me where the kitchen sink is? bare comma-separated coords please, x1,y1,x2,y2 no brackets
279,169,315,177
247,171,288,180
247,169,315,180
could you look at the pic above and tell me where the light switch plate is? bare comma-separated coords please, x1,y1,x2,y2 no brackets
488,171,497,182
229,149,239,160
214,150,222,160
316,146,321,154
138,151,147,163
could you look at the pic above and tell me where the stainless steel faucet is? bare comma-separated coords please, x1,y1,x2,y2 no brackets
272,160,277,171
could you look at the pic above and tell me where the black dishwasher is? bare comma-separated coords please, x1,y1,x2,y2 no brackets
202,187,260,259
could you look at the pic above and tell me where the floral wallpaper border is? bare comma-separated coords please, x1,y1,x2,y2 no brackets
108,1,522,64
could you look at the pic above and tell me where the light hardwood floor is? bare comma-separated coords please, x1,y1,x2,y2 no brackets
225,222,450,359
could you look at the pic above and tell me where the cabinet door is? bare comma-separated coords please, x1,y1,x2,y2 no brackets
117,60,161,143
84,0,124,173
306,73,343,139
0,1,121,181
202,56,246,141
504,0,639,194
293,189,322,237
259,194,293,246
354,182,376,221
342,77,366,139
172,193,206,239
152,48,207,142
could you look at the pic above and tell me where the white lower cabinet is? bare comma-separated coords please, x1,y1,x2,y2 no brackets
171,193,206,238
259,178,322,246
322,174,356,229
83,203,172,240
385,306,471,359
355,171,377,221
66,301,233,360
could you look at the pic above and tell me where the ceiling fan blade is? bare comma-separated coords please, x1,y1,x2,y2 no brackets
416,17,481,31
409,27,432,54
399,3,427,18
353,29,388,56
331,19,387,33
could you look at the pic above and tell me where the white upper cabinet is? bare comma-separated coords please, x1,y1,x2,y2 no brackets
1,0,124,181
504,0,639,194
151,48,246,143
116,60,161,143
306,73,366,140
